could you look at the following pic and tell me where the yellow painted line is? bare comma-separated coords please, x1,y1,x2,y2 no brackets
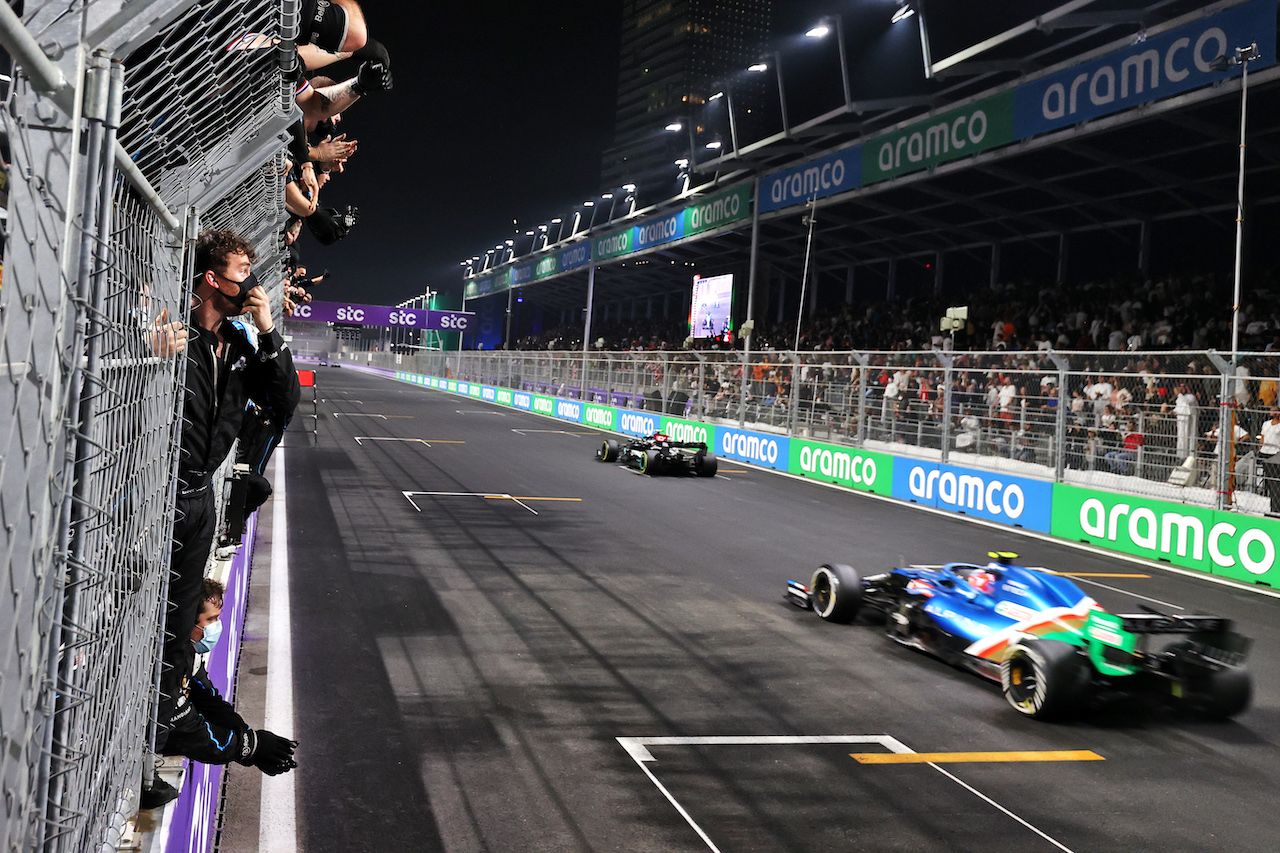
851,750,1104,765
720,468,750,473
484,496,583,503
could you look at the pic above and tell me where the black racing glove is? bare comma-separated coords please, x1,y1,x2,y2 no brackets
352,37,390,68
241,729,298,775
353,60,392,96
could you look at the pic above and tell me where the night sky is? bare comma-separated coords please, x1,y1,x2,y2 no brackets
301,1,1056,308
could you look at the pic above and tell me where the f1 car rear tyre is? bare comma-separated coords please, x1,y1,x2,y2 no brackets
1187,665,1252,720
696,451,718,477
598,439,620,462
639,448,661,475
809,564,862,623
1001,639,1090,720
1167,643,1252,719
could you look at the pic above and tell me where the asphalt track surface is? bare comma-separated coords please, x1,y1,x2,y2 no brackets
277,367,1280,853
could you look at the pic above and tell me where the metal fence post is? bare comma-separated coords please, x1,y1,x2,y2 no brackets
1048,350,1071,483
938,352,953,465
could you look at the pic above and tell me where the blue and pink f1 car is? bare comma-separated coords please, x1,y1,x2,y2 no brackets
786,553,1251,720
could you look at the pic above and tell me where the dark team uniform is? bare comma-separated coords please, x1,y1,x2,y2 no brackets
162,653,297,774
158,320,299,747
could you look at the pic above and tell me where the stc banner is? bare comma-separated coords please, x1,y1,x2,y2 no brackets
290,300,474,331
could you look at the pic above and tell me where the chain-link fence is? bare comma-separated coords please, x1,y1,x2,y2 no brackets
340,346,1280,514
1,0,294,850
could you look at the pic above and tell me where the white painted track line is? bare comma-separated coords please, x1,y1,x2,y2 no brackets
618,735,1075,853
259,449,297,853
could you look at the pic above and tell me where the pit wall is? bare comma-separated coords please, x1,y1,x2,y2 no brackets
391,370,1280,588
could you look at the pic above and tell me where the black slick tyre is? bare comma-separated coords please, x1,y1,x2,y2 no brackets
639,448,661,475
1001,639,1090,720
808,564,862,623
1188,665,1251,719
597,439,620,462
696,451,718,477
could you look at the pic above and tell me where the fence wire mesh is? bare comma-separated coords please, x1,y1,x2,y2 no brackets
342,346,1280,514
1,0,293,850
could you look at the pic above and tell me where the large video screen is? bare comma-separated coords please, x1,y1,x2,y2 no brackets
690,273,734,341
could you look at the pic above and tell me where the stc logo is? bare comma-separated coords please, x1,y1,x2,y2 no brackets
437,313,469,330
293,304,312,318
335,306,365,322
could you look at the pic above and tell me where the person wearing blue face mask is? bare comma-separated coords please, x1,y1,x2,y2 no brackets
155,230,301,759
154,579,298,786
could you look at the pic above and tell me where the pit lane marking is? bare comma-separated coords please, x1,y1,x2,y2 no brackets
401,490,581,516
456,409,507,415
353,437,466,447
618,735,1078,853
512,429,578,436
333,413,414,419
851,750,1103,764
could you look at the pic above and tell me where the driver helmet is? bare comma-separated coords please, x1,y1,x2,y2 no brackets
968,569,996,594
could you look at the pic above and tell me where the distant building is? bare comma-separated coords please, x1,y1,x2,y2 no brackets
601,0,772,206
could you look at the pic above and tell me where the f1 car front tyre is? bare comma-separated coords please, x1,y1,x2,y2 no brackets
597,439,620,462
809,564,862,623
1001,639,1090,720
696,451,718,477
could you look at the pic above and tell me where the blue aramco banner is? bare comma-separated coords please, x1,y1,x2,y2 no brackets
1014,0,1278,138
892,460,1053,532
616,410,661,437
760,145,862,213
717,427,789,470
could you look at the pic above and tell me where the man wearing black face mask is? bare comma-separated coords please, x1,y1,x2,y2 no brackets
155,230,300,754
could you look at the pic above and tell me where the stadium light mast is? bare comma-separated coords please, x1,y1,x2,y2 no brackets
1221,42,1262,369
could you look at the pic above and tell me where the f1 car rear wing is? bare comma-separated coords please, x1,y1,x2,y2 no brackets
1085,609,1251,676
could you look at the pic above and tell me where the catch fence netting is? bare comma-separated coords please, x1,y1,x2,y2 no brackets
0,0,294,850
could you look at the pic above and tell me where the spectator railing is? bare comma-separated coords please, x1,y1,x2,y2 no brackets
1,1,293,851
337,346,1276,514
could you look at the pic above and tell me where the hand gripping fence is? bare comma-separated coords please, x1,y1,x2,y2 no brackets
0,0,297,850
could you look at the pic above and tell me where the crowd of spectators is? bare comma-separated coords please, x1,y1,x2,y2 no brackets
508,272,1280,355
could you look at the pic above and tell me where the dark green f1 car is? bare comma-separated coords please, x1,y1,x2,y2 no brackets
596,432,717,477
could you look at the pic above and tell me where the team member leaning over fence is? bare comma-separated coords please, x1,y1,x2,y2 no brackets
155,230,300,761
158,580,298,777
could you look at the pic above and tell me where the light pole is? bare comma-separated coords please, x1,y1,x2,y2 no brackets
709,87,739,157
1220,42,1262,368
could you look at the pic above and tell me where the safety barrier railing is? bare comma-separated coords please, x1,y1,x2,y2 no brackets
0,0,293,851
336,346,1278,515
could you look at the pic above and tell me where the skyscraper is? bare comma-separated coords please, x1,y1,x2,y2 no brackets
601,0,772,205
